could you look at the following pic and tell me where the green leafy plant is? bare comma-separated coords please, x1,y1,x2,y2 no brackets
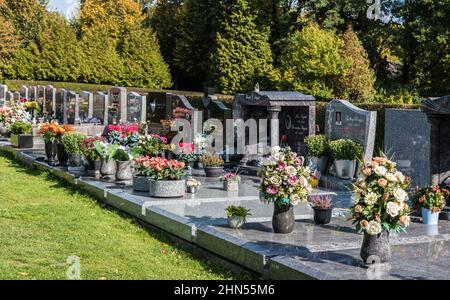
304,135,329,157
329,139,362,160
61,132,86,155
226,205,251,219
93,141,118,161
10,122,32,135
114,147,132,162
200,154,224,167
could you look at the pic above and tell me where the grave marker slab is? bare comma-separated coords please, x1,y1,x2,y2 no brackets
0,84,7,107
108,87,127,124
45,85,56,118
385,109,430,188
147,92,171,124
325,99,377,162
93,92,108,125
79,91,93,123
56,89,67,123
20,85,29,101
127,92,147,123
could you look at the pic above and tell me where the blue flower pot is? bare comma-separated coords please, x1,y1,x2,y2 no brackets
422,207,439,225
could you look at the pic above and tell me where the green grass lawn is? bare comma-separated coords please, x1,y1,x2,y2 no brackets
0,155,251,280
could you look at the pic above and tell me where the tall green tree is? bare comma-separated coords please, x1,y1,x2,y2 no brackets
334,25,375,102
213,0,274,94
0,15,20,79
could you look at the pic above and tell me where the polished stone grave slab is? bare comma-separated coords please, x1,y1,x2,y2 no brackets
2,142,449,280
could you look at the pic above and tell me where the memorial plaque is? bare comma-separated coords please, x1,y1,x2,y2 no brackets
0,84,7,107
93,92,108,125
79,91,93,123
108,87,127,124
325,100,377,162
385,109,430,188
45,85,56,117
127,92,146,123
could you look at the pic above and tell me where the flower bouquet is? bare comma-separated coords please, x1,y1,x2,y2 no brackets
81,136,106,176
106,123,139,147
350,156,411,263
133,134,169,158
186,177,201,194
260,146,311,234
412,185,449,225
221,171,241,192
177,143,196,168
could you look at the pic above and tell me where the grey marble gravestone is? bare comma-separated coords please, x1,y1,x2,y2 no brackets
45,85,56,117
20,85,29,100
93,92,108,125
79,91,93,123
13,91,20,101
5,91,14,107
36,85,46,113
0,84,7,107
422,96,450,186
108,87,127,124
233,91,316,158
385,109,430,188
55,88,67,124
29,86,38,101
127,92,147,123
325,99,377,162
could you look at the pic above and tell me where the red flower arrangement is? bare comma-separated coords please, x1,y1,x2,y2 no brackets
133,156,186,180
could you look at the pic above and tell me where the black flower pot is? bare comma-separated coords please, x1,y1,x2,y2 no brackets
57,142,69,166
313,208,333,225
360,231,391,264
45,141,57,166
87,159,102,177
272,204,295,234
204,166,224,178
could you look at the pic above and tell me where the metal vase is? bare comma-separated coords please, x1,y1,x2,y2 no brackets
360,231,391,263
272,204,295,234
334,160,357,179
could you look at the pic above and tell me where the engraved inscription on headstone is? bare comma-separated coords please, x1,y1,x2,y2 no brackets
147,92,170,123
108,87,127,124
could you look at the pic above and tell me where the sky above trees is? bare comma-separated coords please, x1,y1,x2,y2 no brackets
48,0,78,18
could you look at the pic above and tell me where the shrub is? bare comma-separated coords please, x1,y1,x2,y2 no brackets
226,205,251,219
61,132,86,155
304,135,329,157
200,154,224,167
114,147,132,162
10,122,32,135
329,139,362,161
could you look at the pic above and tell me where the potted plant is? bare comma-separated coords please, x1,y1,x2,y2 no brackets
81,136,105,177
310,195,333,225
37,121,60,166
260,146,312,234
226,205,251,229
10,121,33,149
178,143,196,169
412,185,448,225
56,124,74,166
186,177,201,194
61,132,86,176
147,157,186,198
114,147,133,182
133,134,169,157
329,139,362,179
350,156,411,263
305,135,330,175
221,171,241,192
94,141,119,179
200,154,224,177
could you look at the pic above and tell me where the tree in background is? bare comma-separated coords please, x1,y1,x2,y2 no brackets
173,0,219,90
276,22,351,100
334,25,375,102
0,15,20,80
213,0,274,94
396,0,450,96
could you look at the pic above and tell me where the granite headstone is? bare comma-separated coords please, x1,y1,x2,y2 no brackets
127,92,147,123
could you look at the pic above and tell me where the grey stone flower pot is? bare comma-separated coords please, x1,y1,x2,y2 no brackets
224,181,239,192
10,134,33,149
204,166,223,178
100,159,116,177
272,204,295,234
133,175,151,192
149,179,186,198
334,160,357,179
360,231,391,263
116,160,133,182
228,216,246,229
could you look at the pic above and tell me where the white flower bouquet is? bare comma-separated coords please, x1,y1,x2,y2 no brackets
350,156,411,235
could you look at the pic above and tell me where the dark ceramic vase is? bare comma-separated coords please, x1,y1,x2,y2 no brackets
313,208,332,225
45,141,57,166
360,231,391,263
272,204,295,234
87,159,102,177
57,142,69,165
204,167,224,178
